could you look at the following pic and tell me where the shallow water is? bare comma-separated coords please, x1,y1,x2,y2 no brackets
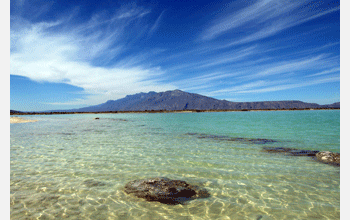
10,110,340,219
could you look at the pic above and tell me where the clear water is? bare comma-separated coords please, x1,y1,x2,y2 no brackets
10,110,340,220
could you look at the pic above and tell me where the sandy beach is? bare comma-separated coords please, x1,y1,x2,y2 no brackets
10,117,38,124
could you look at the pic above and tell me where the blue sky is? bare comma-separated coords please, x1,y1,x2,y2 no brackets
10,0,340,111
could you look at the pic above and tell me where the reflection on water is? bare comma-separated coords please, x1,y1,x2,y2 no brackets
10,111,340,219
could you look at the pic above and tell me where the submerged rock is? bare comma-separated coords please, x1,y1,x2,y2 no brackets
37,194,60,202
262,147,297,154
289,150,319,156
124,177,210,205
316,151,340,166
228,137,277,144
83,179,106,187
262,147,319,156
111,118,128,122
187,133,277,144
185,132,199,136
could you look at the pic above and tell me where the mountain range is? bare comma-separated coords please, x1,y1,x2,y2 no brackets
46,89,339,112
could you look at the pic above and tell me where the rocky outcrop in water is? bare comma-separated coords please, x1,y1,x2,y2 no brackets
262,147,339,166
124,177,210,205
316,151,340,166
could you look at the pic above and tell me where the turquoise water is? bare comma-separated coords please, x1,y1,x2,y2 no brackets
10,110,340,219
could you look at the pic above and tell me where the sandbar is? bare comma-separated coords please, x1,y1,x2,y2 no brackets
10,117,38,124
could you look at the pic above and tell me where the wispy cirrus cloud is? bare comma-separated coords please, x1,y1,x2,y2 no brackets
163,40,339,99
305,67,340,77
250,54,328,78
189,50,339,98
10,5,176,106
196,45,257,69
201,0,296,41
205,80,271,96
173,71,243,92
235,76,340,94
164,45,258,73
148,10,166,37
201,0,339,47
201,73,339,98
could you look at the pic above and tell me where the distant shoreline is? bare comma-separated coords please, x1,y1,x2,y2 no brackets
10,108,340,115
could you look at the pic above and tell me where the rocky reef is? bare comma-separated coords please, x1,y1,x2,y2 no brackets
262,147,339,166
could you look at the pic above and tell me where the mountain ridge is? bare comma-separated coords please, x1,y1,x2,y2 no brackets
37,89,339,112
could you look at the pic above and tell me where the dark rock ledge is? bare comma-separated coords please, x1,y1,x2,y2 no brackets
262,147,319,156
185,133,277,144
124,177,210,205
262,147,340,166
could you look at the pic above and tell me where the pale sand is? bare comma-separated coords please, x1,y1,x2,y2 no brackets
10,117,38,124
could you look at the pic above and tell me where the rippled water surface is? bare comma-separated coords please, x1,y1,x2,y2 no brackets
10,110,340,219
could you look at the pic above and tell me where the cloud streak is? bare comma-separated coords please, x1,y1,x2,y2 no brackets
235,76,340,94
148,10,165,37
202,73,339,97
251,54,328,78
305,67,340,77
201,0,339,47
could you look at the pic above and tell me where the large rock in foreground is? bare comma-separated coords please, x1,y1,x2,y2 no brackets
316,151,340,166
124,177,210,205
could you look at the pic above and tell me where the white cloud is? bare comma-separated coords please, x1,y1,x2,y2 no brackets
10,6,176,106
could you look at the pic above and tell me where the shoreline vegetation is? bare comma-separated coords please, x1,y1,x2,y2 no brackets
10,107,340,115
